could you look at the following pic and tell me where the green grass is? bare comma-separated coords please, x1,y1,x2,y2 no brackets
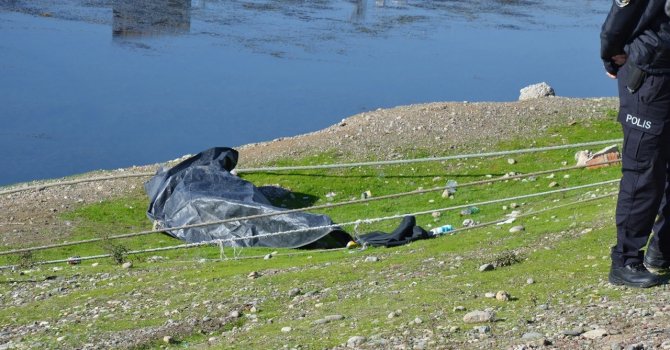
0,108,645,349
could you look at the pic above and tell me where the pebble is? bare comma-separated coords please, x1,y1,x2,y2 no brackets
484,292,496,298
562,328,583,336
163,336,174,344
463,310,494,323
453,306,466,312
495,291,510,301
91,263,99,267
388,312,397,319
229,310,241,318
582,329,608,339
264,254,272,260
479,263,494,272
281,327,292,333
527,278,535,284
549,181,558,188
288,288,301,298
56,336,66,342
365,256,379,262
347,336,366,348
522,332,543,339
248,271,259,279
414,317,422,324
507,158,516,165
509,225,525,233
121,262,132,269
431,211,441,218
325,314,345,321
474,325,490,334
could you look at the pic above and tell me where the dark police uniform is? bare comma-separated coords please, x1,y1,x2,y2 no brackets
601,0,670,286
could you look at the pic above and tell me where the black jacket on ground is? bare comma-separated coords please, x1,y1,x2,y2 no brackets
601,0,670,75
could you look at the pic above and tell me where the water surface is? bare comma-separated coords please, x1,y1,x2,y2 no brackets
0,0,615,186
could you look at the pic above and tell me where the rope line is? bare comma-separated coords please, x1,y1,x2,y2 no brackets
0,139,621,196
0,173,153,196
235,139,622,173
210,191,618,262
0,189,617,270
0,159,621,256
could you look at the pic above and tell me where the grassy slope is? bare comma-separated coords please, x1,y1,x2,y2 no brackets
0,109,649,349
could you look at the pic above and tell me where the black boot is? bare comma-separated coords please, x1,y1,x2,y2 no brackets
609,262,664,288
644,244,670,273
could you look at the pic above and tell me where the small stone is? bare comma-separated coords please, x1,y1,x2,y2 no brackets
57,336,66,342
264,254,272,260
121,262,132,269
453,306,466,312
163,336,174,344
248,271,259,279
431,211,441,218
548,181,558,188
522,332,543,339
388,312,397,319
510,202,519,209
91,263,99,267
229,310,240,318
527,278,535,284
347,336,366,348
484,292,496,298
479,263,494,272
507,158,516,165
495,291,510,301
365,256,379,262
449,326,460,333
414,317,422,324
325,315,344,321
582,329,608,339
208,337,217,343
463,310,494,323
509,225,525,233
474,325,490,334
281,327,292,333
288,288,301,298
562,328,583,336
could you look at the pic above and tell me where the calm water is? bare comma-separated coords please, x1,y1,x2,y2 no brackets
0,0,615,186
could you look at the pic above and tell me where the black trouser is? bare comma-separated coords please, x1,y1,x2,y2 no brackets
612,63,670,267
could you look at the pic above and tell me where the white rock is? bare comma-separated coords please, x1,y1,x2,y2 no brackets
519,82,555,100
479,263,494,272
121,262,132,269
495,291,510,301
281,327,292,333
581,329,608,339
347,336,366,348
463,310,494,323
509,225,525,233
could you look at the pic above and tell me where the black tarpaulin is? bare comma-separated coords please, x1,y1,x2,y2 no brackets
145,147,349,248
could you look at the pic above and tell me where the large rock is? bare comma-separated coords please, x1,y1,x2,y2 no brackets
463,310,494,323
519,82,555,100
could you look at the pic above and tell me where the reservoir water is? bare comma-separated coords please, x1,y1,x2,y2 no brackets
0,0,616,186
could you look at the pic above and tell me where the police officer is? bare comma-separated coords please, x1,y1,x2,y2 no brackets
601,0,670,287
